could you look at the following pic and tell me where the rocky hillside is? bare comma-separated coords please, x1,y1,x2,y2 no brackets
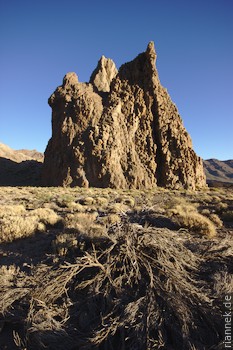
204,159,233,186
0,143,43,163
42,42,206,190
0,143,43,186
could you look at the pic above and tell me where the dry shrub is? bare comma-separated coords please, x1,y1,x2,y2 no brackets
108,202,129,214
25,298,72,350
65,212,106,238
67,202,85,212
65,212,98,230
95,197,109,206
98,214,121,226
0,264,29,315
213,271,233,295
79,197,94,205
211,195,222,203
203,194,221,204
52,233,79,256
55,196,76,208
87,224,106,237
201,210,223,228
174,211,216,237
0,187,232,349
166,200,216,237
199,234,233,299
0,206,62,243
208,213,223,228
2,224,226,350
32,208,62,226
201,208,210,216
214,202,228,212
0,215,39,243
0,204,25,218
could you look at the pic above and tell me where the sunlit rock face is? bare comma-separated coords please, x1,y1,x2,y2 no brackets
42,42,206,190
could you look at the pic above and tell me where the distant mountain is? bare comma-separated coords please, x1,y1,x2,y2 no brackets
204,159,233,186
0,142,43,163
0,142,43,186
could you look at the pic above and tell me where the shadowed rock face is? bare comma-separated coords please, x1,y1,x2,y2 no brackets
42,42,206,190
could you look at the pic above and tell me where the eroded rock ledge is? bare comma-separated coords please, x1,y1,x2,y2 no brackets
42,42,206,190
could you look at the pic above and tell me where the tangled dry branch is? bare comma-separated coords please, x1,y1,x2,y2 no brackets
0,224,231,349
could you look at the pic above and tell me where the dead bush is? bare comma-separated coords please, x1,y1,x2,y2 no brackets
167,202,216,237
52,233,79,256
2,224,224,350
79,197,94,205
95,197,109,206
173,210,216,237
98,214,121,226
0,207,62,243
65,212,98,230
208,213,223,228
0,204,26,218
108,202,129,214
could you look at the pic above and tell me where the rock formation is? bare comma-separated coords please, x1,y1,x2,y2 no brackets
42,42,206,190
90,56,118,93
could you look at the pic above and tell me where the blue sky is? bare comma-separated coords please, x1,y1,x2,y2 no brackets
0,0,232,160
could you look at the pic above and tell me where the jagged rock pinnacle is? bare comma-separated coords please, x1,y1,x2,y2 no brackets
42,43,206,190
90,56,118,92
146,41,156,58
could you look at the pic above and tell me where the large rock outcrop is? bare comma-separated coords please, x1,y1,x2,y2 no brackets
42,42,206,190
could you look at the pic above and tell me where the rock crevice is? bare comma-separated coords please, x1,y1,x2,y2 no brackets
42,42,206,190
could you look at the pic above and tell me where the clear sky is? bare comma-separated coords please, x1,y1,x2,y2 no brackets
0,0,232,160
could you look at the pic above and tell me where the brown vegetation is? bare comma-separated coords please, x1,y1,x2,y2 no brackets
0,186,232,349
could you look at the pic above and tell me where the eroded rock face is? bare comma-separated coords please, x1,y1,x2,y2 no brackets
90,56,118,93
42,42,206,189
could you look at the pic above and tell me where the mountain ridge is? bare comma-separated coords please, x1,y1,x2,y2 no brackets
0,142,44,163
204,158,233,185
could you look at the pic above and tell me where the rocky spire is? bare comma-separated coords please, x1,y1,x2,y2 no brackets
42,42,206,190
90,56,118,92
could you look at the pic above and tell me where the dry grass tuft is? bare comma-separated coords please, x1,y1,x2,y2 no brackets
65,212,98,230
108,202,129,214
208,213,223,228
166,199,216,237
0,205,62,243
64,212,107,239
99,213,121,226
0,204,26,218
79,196,95,205
95,196,109,206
